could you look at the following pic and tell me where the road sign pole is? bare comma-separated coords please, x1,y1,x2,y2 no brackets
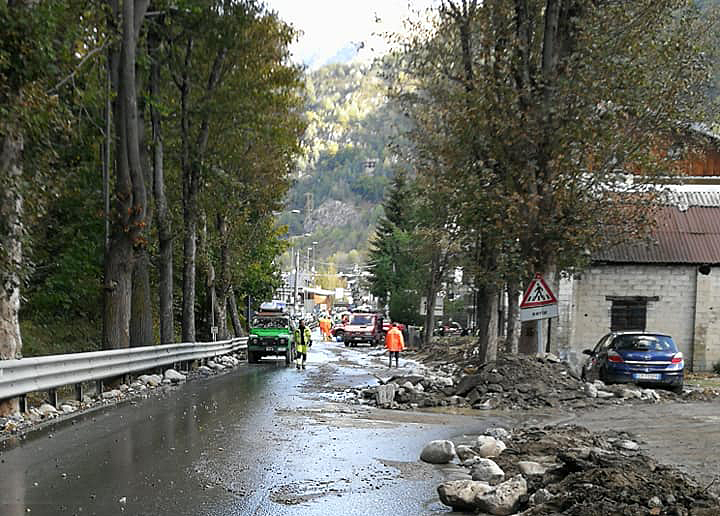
536,319,543,354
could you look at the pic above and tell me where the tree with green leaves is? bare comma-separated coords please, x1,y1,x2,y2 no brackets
387,0,713,360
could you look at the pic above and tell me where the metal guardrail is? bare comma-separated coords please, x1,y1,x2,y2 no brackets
0,338,247,402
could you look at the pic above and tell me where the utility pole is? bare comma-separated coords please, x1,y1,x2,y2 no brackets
294,250,300,314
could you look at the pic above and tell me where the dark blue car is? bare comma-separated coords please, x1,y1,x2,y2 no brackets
581,332,684,393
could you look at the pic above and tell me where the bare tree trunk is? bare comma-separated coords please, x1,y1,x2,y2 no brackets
228,287,243,337
130,55,153,348
476,283,499,363
215,213,230,340
422,249,442,346
130,250,153,346
103,0,149,350
179,40,226,343
505,280,520,354
0,126,23,415
149,25,174,344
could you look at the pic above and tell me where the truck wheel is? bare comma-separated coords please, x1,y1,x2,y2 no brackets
248,351,259,364
285,348,292,365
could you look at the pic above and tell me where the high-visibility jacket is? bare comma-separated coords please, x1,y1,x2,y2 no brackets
294,327,312,353
385,327,405,352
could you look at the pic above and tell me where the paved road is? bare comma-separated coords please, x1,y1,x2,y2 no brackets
4,341,719,516
0,341,512,516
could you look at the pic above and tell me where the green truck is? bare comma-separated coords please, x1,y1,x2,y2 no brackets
247,306,296,365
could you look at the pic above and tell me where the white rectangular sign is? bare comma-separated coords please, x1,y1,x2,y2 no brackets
519,304,558,322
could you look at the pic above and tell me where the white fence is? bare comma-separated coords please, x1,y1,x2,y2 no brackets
0,338,247,402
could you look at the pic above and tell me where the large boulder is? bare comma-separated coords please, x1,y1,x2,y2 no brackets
476,435,507,458
437,480,492,511
474,475,527,516
455,374,485,396
470,458,505,484
420,440,456,464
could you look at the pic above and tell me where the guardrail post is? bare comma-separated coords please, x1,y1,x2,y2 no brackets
96,379,104,396
19,395,26,413
48,388,58,408
75,383,84,402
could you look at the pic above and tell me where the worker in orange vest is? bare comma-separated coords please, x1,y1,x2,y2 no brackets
385,323,405,367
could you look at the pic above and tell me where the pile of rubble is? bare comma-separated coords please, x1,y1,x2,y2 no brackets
424,425,720,515
351,349,720,411
0,353,243,440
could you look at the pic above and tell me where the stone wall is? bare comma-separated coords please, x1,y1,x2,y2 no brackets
692,267,720,372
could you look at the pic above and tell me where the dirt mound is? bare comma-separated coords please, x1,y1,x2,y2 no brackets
494,425,720,515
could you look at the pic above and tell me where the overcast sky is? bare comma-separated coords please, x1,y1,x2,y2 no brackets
264,0,437,68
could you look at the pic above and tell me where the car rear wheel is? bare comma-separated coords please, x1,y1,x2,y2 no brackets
670,383,683,394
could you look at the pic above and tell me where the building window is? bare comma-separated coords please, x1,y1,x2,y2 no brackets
610,299,647,331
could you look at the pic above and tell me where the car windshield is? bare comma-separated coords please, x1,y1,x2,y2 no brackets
612,334,677,352
350,315,373,325
251,316,288,329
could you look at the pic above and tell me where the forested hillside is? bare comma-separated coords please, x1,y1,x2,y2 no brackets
281,62,404,268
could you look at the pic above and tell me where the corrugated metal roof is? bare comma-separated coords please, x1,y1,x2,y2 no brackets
663,191,720,208
594,203,720,264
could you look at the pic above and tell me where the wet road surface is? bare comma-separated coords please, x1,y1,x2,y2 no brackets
0,340,512,516
5,340,719,515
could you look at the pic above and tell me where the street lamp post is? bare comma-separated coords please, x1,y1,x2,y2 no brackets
312,241,318,272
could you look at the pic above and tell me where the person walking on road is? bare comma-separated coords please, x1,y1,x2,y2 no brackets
385,322,404,367
294,320,312,369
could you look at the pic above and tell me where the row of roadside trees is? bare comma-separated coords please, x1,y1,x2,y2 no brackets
370,0,716,358
0,0,305,413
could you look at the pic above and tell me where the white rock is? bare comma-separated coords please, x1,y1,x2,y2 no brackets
475,399,494,410
402,381,415,391
648,496,662,508
138,374,162,387
616,439,639,451
164,369,187,382
415,383,425,392
207,360,224,370
38,404,58,417
584,383,598,398
596,390,614,398
59,405,76,414
420,440,456,464
437,480,492,511
102,389,122,400
619,388,642,399
435,376,454,387
593,380,607,388
476,436,506,458
529,488,553,506
198,365,213,375
82,395,94,405
118,384,129,392
162,378,172,385
518,461,549,476
475,474,527,516
470,458,505,484
642,389,661,401
484,428,511,441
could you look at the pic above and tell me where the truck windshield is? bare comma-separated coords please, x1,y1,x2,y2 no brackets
350,315,373,325
252,316,288,329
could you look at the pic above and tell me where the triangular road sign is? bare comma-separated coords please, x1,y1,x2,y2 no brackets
520,273,557,308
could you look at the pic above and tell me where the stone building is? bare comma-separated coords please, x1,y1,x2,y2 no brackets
555,192,720,372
